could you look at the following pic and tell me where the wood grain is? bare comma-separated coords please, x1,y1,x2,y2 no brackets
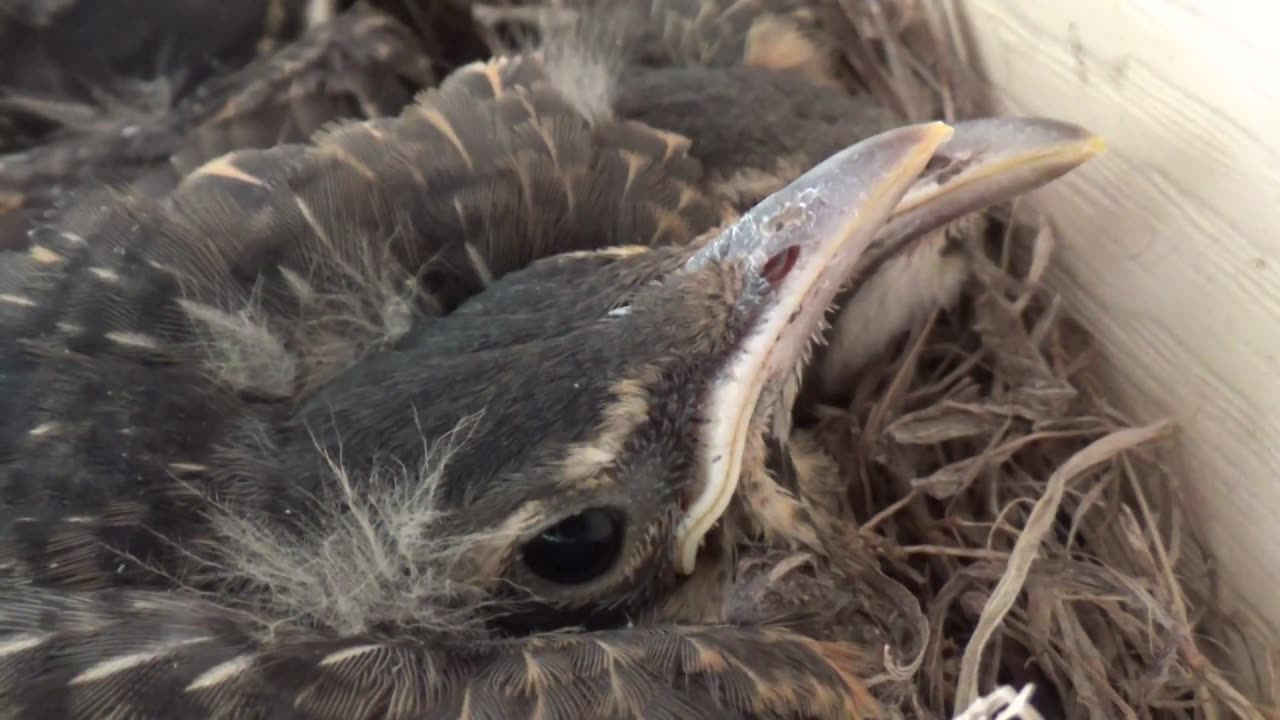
947,0,1280,630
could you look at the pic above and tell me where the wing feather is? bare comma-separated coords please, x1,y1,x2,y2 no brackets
0,43,723,592
0,581,881,720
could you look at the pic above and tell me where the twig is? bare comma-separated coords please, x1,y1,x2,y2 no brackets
954,421,1175,709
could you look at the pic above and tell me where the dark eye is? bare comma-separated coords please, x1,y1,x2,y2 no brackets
521,508,625,585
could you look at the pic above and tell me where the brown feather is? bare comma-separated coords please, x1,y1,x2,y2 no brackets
0,33,727,599
0,2,938,716
0,4,437,249
0,578,882,719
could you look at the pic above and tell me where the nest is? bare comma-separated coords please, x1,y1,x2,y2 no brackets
805,4,1277,719
807,208,1277,719
471,1,1279,717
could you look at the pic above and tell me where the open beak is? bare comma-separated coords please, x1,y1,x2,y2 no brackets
673,117,1105,575
871,116,1106,267
674,121,955,575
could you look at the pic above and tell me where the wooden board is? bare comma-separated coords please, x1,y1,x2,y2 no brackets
946,0,1280,630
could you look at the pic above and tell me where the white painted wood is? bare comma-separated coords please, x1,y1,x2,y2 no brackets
946,0,1280,630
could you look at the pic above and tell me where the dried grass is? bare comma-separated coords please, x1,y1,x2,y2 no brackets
806,210,1279,717
791,3,1280,718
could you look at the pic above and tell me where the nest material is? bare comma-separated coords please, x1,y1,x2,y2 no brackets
807,3,1278,719
470,1,1280,718
812,208,1277,720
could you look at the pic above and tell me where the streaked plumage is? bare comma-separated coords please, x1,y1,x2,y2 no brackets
0,0,320,167
556,0,985,396
0,2,1103,717
0,0,317,104
0,580,884,719
0,3,441,250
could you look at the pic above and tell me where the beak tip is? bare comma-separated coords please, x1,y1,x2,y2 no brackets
879,121,957,183
924,120,957,145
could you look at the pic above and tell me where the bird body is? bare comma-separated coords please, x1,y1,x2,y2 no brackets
0,3,1104,717
0,3,441,250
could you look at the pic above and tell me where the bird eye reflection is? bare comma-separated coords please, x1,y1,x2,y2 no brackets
520,508,626,585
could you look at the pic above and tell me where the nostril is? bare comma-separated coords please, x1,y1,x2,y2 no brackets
923,153,954,174
924,151,972,184
762,245,800,287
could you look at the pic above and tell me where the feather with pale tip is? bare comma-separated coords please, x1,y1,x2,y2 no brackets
0,3,439,248
0,578,882,720
499,0,983,397
0,0,319,155
0,39,728,592
0,44,924,720
0,2,1106,716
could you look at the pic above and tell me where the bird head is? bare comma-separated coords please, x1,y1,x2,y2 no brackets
221,117,1101,637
